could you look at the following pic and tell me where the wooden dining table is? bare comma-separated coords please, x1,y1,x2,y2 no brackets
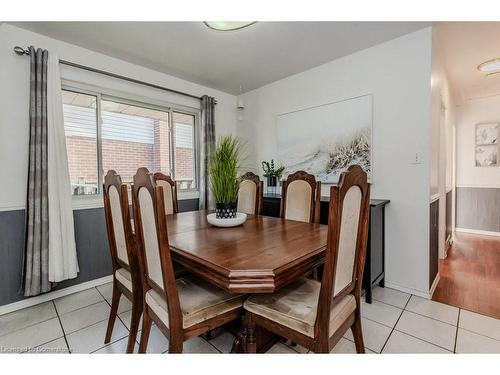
163,209,328,352
165,210,328,294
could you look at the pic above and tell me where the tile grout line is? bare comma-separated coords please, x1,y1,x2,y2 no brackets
52,300,71,354
379,293,411,353
402,304,500,351
95,285,111,303
402,308,458,327
391,294,456,353
2,296,107,353
89,334,133,354
58,300,108,318
390,328,453,352
453,305,500,321
55,286,108,317
201,336,223,353
458,326,500,343
0,314,58,340
65,313,128,352
453,309,461,353
371,296,409,310
365,294,462,328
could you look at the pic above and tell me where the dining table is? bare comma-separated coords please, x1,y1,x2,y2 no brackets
164,209,329,352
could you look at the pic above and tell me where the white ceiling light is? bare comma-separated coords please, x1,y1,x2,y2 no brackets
204,22,256,31
477,58,500,76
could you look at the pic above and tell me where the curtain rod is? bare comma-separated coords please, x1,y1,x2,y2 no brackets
13,46,216,103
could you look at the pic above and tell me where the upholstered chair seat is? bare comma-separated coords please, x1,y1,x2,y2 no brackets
244,277,356,337
115,268,133,292
145,275,243,329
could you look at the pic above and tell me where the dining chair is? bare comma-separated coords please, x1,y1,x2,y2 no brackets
244,165,371,353
153,172,178,215
237,172,263,215
132,167,244,353
102,170,142,353
280,170,321,223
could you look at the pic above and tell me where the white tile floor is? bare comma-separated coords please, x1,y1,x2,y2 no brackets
1,283,500,354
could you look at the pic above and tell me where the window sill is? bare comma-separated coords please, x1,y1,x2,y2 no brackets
71,190,200,210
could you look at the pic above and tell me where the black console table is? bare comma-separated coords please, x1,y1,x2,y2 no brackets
261,193,389,303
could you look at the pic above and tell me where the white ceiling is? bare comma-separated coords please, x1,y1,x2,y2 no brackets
436,22,500,104
12,22,429,95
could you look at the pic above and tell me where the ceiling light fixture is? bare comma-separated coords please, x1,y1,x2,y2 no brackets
204,21,257,31
477,58,500,76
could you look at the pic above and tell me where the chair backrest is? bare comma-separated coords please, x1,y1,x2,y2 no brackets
315,165,370,337
103,170,135,271
132,168,182,329
237,172,263,215
280,171,321,223
153,172,178,215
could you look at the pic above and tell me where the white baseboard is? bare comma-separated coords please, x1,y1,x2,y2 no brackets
429,273,441,298
455,227,500,237
0,275,113,316
384,281,431,299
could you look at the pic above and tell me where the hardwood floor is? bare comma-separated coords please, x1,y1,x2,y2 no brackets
433,232,500,319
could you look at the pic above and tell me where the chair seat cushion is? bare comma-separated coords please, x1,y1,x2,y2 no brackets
145,275,243,329
115,267,133,292
244,277,356,338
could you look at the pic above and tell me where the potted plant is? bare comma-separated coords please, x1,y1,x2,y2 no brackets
261,159,285,189
210,135,243,219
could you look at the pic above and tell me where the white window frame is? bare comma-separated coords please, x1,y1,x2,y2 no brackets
62,81,200,210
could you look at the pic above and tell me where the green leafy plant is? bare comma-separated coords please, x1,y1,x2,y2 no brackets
210,135,243,204
261,159,285,178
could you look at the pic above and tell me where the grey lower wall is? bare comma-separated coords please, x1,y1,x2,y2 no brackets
456,187,500,232
0,198,198,307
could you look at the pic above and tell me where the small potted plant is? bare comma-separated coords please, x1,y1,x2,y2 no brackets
210,135,243,219
261,159,285,192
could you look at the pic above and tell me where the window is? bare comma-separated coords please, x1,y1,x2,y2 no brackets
173,112,196,190
62,91,99,195
62,88,198,196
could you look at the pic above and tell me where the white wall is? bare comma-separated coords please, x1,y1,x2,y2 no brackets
237,28,434,296
456,95,500,188
0,24,237,211
431,28,456,259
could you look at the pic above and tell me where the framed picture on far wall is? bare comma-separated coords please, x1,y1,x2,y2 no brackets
476,122,498,145
475,122,498,167
475,145,498,167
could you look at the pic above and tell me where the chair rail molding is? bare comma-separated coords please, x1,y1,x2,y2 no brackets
0,203,26,212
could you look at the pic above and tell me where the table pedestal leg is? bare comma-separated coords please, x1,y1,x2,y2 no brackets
227,323,278,353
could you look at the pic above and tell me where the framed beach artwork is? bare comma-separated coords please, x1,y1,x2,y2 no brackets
475,122,498,167
276,94,372,184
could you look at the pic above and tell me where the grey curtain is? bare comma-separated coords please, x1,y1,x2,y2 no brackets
23,46,51,296
199,95,216,209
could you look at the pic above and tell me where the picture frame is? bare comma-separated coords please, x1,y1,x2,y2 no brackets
475,145,498,167
475,122,498,145
475,122,498,167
